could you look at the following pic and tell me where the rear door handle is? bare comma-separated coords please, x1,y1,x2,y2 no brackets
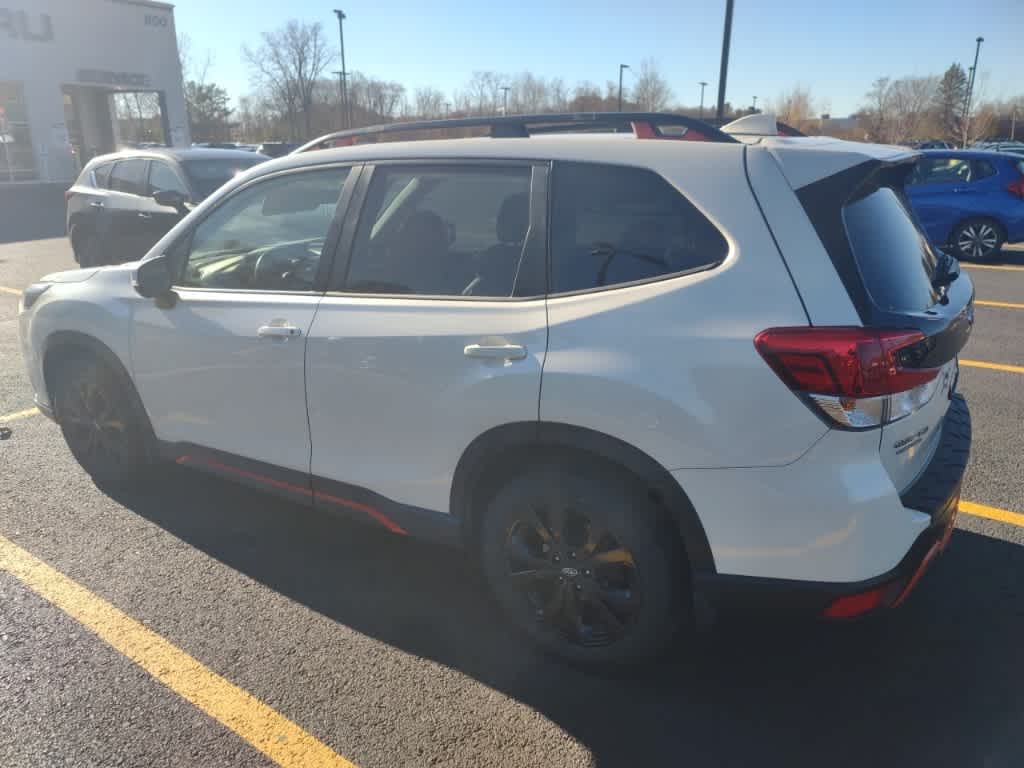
258,324,302,339
89,201,104,208
464,343,527,360
137,212,152,219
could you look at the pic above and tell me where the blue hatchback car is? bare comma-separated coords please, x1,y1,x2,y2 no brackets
906,150,1024,260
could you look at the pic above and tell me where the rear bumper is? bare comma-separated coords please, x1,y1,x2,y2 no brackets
698,394,971,619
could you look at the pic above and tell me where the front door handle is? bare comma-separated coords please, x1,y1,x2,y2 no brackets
89,201,104,208
258,324,302,339
464,343,527,360
137,212,152,219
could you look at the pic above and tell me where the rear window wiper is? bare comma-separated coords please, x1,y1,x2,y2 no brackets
932,249,960,290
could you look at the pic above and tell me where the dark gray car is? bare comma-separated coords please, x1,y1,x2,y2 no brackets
66,147,268,266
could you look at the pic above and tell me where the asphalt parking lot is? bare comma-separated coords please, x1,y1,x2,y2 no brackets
2,239,1024,768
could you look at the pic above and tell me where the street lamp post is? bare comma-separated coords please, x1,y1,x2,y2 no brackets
333,10,351,129
618,64,629,112
752,95,758,113
698,81,708,120
332,70,346,129
500,86,511,115
962,36,984,146
444,102,450,118
715,0,735,121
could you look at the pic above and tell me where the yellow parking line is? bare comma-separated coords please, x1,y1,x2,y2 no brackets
1,407,40,422
0,285,21,296
961,501,1024,529
962,263,1024,272
976,300,1024,310
0,535,358,768
960,359,1024,375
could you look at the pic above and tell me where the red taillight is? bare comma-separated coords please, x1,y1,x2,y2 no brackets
1007,177,1024,200
64,189,73,202
755,327,936,397
755,327,942,429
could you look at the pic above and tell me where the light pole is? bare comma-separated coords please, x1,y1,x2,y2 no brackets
444,102,450,118
715,0,734,121
962,36,984,146
752,95,758,113
618,64,629,112
333,10,350,129
332,70,346,129
698,81,708,120
1012,105,1018,141
500,86,511,115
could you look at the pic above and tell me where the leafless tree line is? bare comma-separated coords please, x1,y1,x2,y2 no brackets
186,19,1022,146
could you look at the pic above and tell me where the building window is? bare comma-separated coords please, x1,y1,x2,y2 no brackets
0,82,37,181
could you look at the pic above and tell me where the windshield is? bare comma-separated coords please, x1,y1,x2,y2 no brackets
183,157,265,200
843,186,940,313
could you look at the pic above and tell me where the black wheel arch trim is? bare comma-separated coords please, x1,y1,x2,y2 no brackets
450,421,717,574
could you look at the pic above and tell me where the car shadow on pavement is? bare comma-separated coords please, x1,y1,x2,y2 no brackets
113,466,1024,768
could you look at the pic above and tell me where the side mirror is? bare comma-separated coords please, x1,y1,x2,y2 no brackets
153,189,188,214
133,254,174,299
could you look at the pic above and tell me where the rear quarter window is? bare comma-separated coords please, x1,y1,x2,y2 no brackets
549,162,728,294
843,187,939,313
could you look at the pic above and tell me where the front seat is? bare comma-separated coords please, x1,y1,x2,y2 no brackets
392,210,451,294
475,193,529,296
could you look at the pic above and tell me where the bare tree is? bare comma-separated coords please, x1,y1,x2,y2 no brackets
549,77,569,112
886,76,938,143
243,20,334,140
414,87,445,119
768,85,819,130
860,77,892,142
631,59,672,111
349,73,405,123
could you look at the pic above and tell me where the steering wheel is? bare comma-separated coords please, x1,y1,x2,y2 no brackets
252,239,324,290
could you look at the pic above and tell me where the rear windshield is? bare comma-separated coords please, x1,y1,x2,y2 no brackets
184,157,264,200
843,187,939,313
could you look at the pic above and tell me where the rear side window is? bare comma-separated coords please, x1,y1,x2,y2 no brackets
972,159,997,180
909,157,971,185
549,162,727,294
843,187,939,313
108,158,148,195
344,164,533,298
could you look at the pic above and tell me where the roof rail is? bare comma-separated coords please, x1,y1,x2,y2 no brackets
294,112,739,153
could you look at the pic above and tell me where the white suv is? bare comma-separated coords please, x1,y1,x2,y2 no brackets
19,114,973,664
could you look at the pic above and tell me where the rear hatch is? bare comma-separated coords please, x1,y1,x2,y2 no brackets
759,152,973,494
840,174,972,491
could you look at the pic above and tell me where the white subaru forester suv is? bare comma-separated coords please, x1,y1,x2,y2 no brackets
19,113,973,665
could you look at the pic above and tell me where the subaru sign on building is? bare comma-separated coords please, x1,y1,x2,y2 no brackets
0,0,190,185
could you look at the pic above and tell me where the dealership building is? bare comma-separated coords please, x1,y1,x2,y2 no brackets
0,0,190,186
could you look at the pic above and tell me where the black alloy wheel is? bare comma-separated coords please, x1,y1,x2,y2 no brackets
54,357,149,483
481,463,684,665
504,504,641,647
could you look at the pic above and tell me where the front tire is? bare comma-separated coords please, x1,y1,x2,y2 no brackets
479,460,686,665
53,355,151,486
951,218,1004,261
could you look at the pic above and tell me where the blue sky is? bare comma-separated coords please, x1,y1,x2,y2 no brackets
171,0,1022,117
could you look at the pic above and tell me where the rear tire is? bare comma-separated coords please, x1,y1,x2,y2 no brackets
951,218,1004,261
479,460,686,666
53,355,152,486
